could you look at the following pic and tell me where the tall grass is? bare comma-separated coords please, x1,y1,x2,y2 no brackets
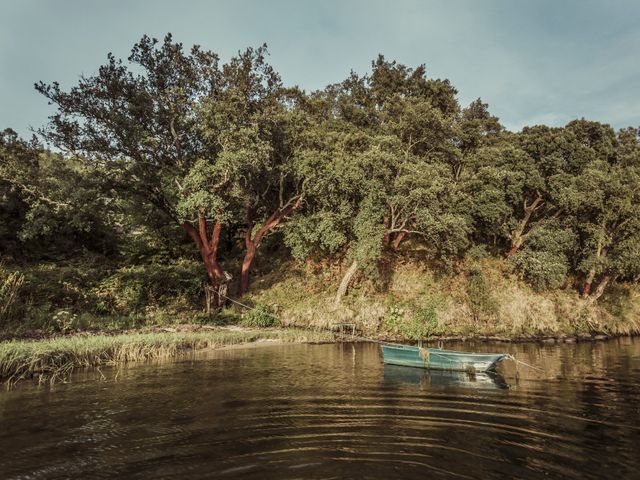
0,328,334,386
0,266,24,324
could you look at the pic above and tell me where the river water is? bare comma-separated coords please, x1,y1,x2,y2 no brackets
1,338,639,479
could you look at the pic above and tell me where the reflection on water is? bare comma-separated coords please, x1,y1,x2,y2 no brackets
0,338,639,479
383,363,510,390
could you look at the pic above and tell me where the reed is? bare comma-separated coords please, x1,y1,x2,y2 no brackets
0,266,24,324
0,328,333,386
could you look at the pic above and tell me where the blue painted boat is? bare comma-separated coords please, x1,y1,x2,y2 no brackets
381,344,508,373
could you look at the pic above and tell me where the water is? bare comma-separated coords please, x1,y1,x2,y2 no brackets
1,338,640,479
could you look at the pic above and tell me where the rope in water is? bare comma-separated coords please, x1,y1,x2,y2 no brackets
216,291,544,373
505,354,545,372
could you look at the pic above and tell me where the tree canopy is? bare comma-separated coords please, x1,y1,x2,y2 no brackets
1,34,638,305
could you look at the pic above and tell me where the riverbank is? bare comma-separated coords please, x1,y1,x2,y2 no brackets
3,257,640,350
244,258,640,339
0,327,334,386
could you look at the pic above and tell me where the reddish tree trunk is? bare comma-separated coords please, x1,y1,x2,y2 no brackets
182,217,225,306
239,240,256,297
237,195,304,297
507,238,524,257
392,231,407,250
382,232,391,247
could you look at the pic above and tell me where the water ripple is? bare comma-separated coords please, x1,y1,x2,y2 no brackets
1,340,639,479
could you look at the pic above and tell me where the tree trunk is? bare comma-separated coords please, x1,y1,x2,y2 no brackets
392,231,407,250
582,268,596,298
236,195,304,297
591,275,613,302
382,232,391,247
182,218,226,307
335,260,358,306
238,240,256,297
507,236,524,257
507,193,543,257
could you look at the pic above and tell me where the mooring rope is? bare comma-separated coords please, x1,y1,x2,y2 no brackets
505,354,545,373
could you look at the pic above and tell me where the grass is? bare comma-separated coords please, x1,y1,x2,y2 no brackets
0,328,334,386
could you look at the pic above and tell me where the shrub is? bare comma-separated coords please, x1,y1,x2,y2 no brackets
384,306,404,332
51,309,78,333
241,304,279,327
466,266,498,321
93,260,204,315
511,250,569,291
509,222,574,291
384,304,440,340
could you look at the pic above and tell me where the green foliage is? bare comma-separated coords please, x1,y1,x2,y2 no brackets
384,302,440,340
411,303,440,339
93,261,204,315
510,222,574,290
241,304,279,327
283,208,349,261
0,130,117,257
0,32,637,318
51,309,78,333
511,250,569,291
384,306,405,330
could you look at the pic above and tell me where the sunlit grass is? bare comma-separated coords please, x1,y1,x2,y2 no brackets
0,328,334,386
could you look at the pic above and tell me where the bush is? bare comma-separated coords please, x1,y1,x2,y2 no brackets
93,260,204,315
241,304,279,327
384,303,440,340
383,306,405,331
511,250,568,291
466,266,498,321
51,309,78,333
509,222,573,291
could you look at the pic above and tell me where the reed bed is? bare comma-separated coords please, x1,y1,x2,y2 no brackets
0,328,334,386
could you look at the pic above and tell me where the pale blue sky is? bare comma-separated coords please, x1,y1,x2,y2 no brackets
1,0,639,137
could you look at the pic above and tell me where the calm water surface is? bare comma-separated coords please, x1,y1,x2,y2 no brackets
1,338,640,479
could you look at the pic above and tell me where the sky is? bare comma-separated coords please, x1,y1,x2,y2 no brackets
1,0,639,137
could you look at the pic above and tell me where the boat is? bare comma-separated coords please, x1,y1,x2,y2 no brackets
381,343,509,373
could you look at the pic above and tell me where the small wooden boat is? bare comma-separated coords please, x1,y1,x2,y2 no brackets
381,343,509,373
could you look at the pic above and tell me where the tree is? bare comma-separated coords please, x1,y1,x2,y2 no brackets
195,50,307,296
0,129,114,257
37,34,228,292
36,34,308,300
575,154,640,300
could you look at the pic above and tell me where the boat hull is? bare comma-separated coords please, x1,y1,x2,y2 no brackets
382,344,507,373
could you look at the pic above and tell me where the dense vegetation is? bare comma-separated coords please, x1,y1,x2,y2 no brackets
1,34,639,337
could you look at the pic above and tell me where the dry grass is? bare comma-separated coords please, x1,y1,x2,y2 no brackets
0,265,24,324
247,258,640,339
